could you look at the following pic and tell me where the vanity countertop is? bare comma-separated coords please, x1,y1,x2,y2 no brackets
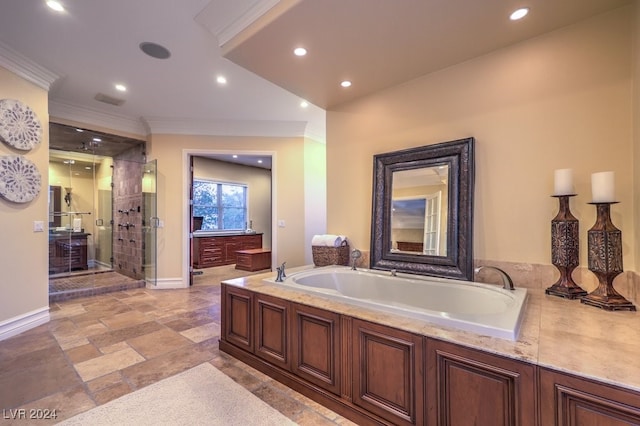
222,266,640,393
194,231,262,238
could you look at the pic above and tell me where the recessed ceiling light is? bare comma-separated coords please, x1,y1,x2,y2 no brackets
46,1,65,12
216,76,227,85
139,42,171,60
115,84,127,92
510,7,529,21
75,128,84,132
294,47,307,56
232,155,238,158
258,160,263,164
93,138,101,142
300,100,309,108
85,166,92,170
341,80,352,88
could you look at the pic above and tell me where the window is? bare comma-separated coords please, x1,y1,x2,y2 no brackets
192,180,247,231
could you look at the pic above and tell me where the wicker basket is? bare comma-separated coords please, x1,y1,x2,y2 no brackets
312,241,350,266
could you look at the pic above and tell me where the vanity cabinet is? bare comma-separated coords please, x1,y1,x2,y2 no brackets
352,318,424,426
193,233,262,268
426,338,537,426
539,368,640,425
49,232,89,274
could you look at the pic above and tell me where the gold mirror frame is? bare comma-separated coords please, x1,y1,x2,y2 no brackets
370,137,475,280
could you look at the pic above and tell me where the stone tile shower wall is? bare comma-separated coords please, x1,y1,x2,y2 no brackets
112,145,145,280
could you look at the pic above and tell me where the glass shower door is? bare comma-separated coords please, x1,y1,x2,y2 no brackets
142,160,157,286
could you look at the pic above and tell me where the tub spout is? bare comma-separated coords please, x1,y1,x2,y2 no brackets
474,266,515,291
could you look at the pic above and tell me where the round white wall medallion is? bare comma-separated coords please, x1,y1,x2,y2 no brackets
0,155,41,203
0,99,43,150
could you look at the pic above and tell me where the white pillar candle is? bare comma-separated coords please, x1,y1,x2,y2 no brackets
553,169,574,196
591,171,615,203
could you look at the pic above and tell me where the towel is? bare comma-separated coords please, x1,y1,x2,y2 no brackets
73,218,82,232
311,234,347,247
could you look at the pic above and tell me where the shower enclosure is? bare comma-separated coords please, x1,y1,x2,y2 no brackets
48,123,157,301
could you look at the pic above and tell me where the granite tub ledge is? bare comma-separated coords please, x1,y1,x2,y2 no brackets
222,266,640,393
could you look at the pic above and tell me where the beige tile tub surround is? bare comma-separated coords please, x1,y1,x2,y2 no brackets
474,259,640,304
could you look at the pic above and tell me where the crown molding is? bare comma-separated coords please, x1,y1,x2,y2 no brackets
0,41,59,91
48,102,326,142
49,100,148,136
197,0,281,47
143,117,310,138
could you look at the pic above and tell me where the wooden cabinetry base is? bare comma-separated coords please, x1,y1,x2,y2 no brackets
219,340,396,426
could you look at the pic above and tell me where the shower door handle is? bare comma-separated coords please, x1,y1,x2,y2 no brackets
150,217,160,228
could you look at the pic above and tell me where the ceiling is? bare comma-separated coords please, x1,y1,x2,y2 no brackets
0,0,632,164
221,0,632,109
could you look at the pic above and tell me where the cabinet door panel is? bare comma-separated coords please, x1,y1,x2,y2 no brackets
427,338,536,426
540,368,640,426
352,318,424,426
221,285,253,352
292,303,341,395
255,294,290,370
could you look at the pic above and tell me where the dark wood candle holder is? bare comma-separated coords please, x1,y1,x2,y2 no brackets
545,195,587,299
581,202,636,311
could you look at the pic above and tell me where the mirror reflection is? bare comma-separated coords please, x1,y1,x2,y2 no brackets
390,165,448,256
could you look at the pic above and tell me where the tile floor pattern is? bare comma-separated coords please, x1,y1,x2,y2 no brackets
0,266,357,426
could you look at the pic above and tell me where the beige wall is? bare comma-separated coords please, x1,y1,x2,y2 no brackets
147,134,326,286
193,157,272,248
0,66,50,326
304,139,327,261
327,7,636,270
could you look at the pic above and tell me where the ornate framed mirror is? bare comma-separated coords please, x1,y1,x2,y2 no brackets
370,137,474,280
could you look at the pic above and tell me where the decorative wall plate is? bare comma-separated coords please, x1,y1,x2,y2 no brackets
0,99,43,151
0,155,41,203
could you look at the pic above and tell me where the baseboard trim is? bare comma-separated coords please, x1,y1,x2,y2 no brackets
0,307,50,342
147,277,187,289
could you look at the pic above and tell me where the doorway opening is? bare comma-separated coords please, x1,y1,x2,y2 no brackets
188,153,274,286
48,123,156,301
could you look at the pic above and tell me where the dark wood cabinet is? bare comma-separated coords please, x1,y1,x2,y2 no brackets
236,248,271,271
291,303,341,396
426,338,537,426
193,233,262,268
540,368,640,426
352,318,424,426
221,286,253,352
49,232,89,274
254,293,290,370
220,284,640,426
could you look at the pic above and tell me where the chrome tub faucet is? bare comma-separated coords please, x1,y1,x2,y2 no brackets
474,266,515,290
350,249,362,270
275,262,286,282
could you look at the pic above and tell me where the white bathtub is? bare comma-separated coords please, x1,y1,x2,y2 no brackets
263,266,527,341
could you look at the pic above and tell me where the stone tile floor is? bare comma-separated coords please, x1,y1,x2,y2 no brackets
0,266,357,425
